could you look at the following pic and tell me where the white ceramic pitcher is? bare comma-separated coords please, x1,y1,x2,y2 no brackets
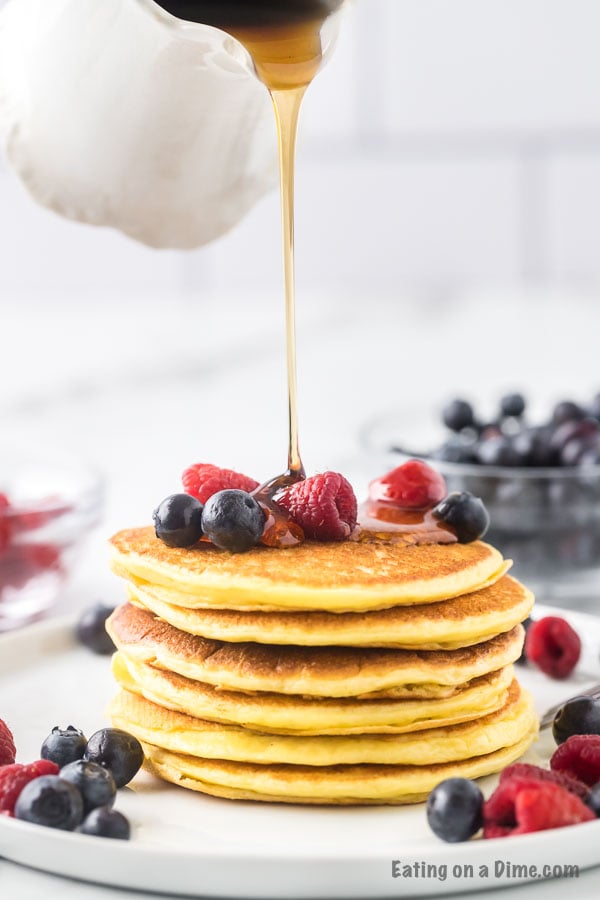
0,0,278,248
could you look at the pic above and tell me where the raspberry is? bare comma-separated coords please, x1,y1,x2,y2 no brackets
276,472,357,542
0,719,16,766
0,760,59,816
0,493,11,554
525,616,581,679
500,763,589,801
483,778,594,838
551,735,600,787
22,543,62,571
368,460,447,509
182,464,259,505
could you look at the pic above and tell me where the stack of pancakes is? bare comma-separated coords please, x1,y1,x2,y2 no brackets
107,527,538,805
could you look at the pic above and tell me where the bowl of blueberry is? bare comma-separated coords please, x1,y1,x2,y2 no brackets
360,391,600,609
0,446,103,631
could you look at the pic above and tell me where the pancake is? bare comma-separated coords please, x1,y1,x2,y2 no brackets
109,679,536,767
107,603,525,699
112,651,515,735
140,725,538,805
128,571,528,650
110,527,507,612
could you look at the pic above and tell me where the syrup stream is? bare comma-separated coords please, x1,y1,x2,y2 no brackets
271,86,307,481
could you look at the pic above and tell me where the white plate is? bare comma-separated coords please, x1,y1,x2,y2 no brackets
1,606,599,899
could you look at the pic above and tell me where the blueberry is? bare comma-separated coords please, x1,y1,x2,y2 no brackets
76,603,116,655
442,399,475,432
552,696,600,745
512,426,557,467
500,392,526,418
426,778,483,842
201,490,265,553
432,491,490,543
60,759,116,814
550,419,587,456
41,726,87,768
552,400,585,427
476,435,521,467
15,775,84,831
78,806,130,840
84,728,143,789
556,421,600,466
586,783,600,817
152,494,204,548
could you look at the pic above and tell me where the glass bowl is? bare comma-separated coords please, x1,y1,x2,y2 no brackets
0,448,103,631
359,412,600,612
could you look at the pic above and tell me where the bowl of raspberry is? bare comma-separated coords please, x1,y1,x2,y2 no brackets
360,392,600,611
0,447,103,631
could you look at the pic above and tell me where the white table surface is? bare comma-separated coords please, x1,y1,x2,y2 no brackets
3,287,600,898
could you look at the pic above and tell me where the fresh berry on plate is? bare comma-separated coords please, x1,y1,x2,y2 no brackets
0,760,59,816
525,616,581,679
426,777,483,842
483,777,594,838
14,774,84,831
201,490,266,553
368,460,446,509
84,728,143,789
442,399,475,432
76,603,116,655
0,718,16,766
41,726,87,768
432,491,490,543
152,494,204,548
60,760,116,814
551,734,600,787
276,472,358,542
182,463,258,505
78,806,130,840
499,762,589,801
553,696,600,745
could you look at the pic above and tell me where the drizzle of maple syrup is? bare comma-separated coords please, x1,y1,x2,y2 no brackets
354,501,458,545
161,3,345,546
